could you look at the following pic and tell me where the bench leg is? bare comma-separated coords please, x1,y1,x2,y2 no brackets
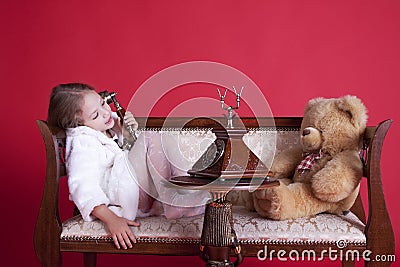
84,253,97,267
34,242,61,267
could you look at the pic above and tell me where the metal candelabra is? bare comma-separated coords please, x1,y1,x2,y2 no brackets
217,86,244,128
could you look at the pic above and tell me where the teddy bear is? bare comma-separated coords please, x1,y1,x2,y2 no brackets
243,95,368,220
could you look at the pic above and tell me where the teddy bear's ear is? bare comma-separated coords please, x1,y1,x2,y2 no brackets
336,95,368,130
305,97,325,113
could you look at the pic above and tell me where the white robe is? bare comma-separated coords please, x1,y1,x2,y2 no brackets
65,126,139,221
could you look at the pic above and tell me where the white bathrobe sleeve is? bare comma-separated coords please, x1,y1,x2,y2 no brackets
66,135,110,221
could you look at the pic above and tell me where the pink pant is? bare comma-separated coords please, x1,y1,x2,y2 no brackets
128,131,208,219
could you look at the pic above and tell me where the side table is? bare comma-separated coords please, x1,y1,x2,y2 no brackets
170,175,279,267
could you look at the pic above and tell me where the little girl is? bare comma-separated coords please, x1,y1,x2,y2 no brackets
47,83,209,250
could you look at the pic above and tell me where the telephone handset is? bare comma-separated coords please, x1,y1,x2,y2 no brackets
99,90,137,150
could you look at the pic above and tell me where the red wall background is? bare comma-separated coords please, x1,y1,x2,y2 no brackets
1,1,399,266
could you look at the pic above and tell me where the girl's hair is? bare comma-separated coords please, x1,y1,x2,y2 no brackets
47,83,96,129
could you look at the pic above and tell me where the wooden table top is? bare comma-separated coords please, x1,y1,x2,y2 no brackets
169,175,279,191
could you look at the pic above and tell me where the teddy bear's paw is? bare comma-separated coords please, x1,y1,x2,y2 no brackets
311,181,349,202
254,187,284,220
253,198,278,219
313,190,341,202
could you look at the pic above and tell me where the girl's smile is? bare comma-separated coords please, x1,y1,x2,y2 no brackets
105,115,114,126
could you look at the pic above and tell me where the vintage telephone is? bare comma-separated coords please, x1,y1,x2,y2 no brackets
99,90,137,150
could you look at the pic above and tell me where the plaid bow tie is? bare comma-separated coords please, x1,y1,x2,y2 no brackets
296,150,323,173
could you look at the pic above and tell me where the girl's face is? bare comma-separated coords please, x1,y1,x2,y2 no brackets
81,91,114,133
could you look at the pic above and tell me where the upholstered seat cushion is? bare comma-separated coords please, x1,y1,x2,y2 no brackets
61,206,366,246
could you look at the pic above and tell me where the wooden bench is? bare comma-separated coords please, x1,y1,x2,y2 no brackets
34,117,395,266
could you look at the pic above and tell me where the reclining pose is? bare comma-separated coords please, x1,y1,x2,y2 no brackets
47,83,209,250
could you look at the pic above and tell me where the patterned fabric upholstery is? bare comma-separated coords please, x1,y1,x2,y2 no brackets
61,129,366,246
156,128,300,174
61,206,366,246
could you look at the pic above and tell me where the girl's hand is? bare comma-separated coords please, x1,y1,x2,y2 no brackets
123,111,138,142
123,111,138,131
105,216,140,249
91,205,140,249
110,111,138,141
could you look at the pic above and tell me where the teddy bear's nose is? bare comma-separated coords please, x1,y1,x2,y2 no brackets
302,129,311,136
